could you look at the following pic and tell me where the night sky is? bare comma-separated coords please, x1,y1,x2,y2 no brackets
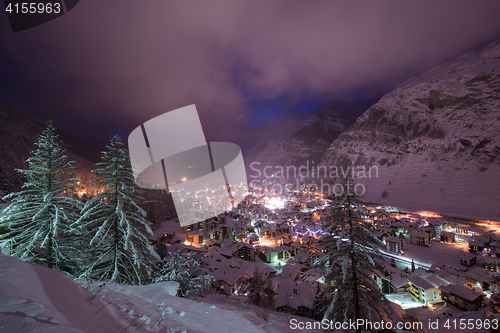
2,1,500,150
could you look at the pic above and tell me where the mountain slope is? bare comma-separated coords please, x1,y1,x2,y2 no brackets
0,103,103,196
244,101,363,179
321,40,500,220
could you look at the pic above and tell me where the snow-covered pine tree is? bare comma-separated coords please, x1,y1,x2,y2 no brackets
74,135,159,285
318,179,394,332
154,249,213,297
0,121,83,269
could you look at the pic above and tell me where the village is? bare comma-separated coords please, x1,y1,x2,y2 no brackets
152,188,500,323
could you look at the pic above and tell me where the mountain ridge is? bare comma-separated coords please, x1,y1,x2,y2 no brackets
321,40,500,219
243,100,364,178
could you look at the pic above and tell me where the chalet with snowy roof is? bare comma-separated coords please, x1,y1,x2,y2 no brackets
294,248,316,267
410,230,430,246
259,246,278,264
202,252,231,271
280,263,308,281
205,244,233,259
304,268,324,283
430,262,467,282
295,224,308,234
481,257,500,272
299,234,314,247
291,241,304,253
261,228,277,239
279,225,295,235
440,231,455,243
227,242,255,262
460,253,476,267
469,239,487,253
391,221,408,234
235,232,247,242
187,229,204,244
273,278,316,318
444,274,471,286
213,222,236,241
376,224,394,236
460,266,490,287
244,264,276,282
248,233,260,246
440,284,484,311
205,219,219,230
275,245,294,260
212,265,251,295
374,267,409,294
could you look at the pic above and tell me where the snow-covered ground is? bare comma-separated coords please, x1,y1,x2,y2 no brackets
400,241,467,268
0,253,320,333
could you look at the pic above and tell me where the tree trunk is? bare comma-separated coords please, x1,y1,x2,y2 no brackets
46,141,53,269
348,196,361,333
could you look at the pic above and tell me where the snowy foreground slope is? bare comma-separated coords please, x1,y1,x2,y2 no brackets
322,40,500,220
0,253,318,333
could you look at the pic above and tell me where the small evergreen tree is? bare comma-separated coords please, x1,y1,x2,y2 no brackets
278,261,284,273
312,281,327,321
0,121,83,268
411,259,416,273
74,136,158,285
154,250,213,297
247,268,265,307
263,278,276,310
318,179,394,332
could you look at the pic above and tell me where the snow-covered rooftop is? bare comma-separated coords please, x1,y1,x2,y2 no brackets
440,284,483,302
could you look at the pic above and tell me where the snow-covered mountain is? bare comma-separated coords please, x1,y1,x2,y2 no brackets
244,101,363,179
321,40,500,220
